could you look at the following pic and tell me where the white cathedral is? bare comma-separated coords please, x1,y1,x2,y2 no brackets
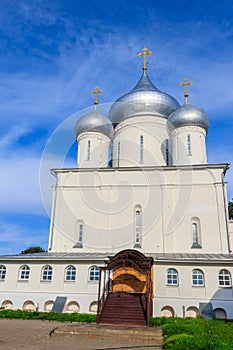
1,48,233,325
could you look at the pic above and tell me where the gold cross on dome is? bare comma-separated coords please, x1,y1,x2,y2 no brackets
90,86,103,105
137,47,153,72
179,78,193,103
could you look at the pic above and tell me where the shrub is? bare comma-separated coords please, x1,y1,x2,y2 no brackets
0,309,96,323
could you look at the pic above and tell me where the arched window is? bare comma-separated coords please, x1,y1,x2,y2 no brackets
0,265,6,281
191,219,202,248
41,265,53,281
44,300,54,312
1,300,13,310
218,269,231,287
89,301,98,313
87,140,91,161
139,135,144,163
134,206,142,248
167,268,178,285
19,265,30,280
192,269,204,286
187,134,191,156
66,301,80,313
65,265,76,281
161,306,175,318
23,300,36,311
88,266,100,282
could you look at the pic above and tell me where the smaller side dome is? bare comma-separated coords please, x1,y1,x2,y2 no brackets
75,110,114,139
168,103,209,131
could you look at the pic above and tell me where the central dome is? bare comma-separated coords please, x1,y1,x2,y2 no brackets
109,71,180,124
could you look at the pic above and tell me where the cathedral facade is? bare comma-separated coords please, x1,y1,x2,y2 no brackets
1,49,233,322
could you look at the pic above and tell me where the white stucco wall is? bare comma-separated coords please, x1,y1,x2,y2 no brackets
49,164,229,255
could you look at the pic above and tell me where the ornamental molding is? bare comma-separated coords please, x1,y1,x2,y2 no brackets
170,126,206,137
77,132,110,142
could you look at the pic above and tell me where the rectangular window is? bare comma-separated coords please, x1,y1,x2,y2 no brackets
139,135,144,163
135,210,141,246
87,140,91,161
79,224,83,243
187,134,191,156
117,141,120,167
166,139,169,165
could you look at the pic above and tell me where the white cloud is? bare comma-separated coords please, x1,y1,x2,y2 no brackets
0,221,48,255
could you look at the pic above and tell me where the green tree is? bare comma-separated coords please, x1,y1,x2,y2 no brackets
228,201,233,220
21,246,46,254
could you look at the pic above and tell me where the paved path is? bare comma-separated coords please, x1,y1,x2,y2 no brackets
0,319,163,350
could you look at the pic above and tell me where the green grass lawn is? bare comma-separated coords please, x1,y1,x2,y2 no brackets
150,317,233,349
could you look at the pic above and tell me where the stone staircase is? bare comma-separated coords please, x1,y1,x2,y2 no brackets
98,292,147,326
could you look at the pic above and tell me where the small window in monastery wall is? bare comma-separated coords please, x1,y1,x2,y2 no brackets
41,265,53,281
218,269,231,287
1,300,13,310
88,266,100,282
191,219,202,249
134,206,142,248
44,300,54,312
89,301,98,313
0,265,6,281
23,300,36,311
186,306,200,318
139,135,144,163
65,265,76,281
161,306,175,318
187,134,192,156
87,140,91,161
192,269,204,286
214,308,227,319
19,265,30,280
167,268,178,285
73,220,84,248
66,301,80,313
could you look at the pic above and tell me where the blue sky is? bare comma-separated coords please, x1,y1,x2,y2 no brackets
0,0,233,254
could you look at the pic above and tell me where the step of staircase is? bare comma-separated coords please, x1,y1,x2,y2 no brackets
51,323,163,347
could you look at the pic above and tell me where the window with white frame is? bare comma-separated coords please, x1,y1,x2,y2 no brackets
139,135,144,163
192,269,204,286
134,207,142,248
187,134,192,156
0,265,6,281
218,269,231,287
87,140,91,161
41,265,53,281
19,265,30,280
88,266,100,281
65,265,76,281
167,268,178,285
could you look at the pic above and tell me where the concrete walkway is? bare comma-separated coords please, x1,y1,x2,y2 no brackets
0,319,163,350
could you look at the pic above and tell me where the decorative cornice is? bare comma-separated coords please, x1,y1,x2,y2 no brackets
77,132,110,142
170,125,206,137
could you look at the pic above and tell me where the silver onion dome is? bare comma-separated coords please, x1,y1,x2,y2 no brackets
75,109,114,139
168,103,209,131
109,71,180,124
